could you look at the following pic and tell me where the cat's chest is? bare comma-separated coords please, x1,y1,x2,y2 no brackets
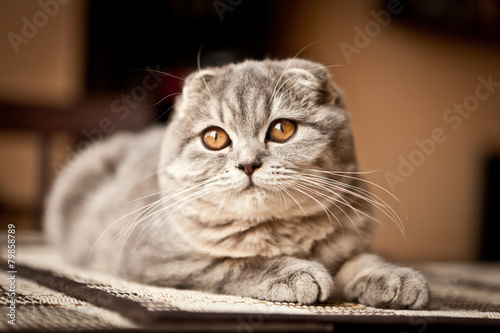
173,215,337,258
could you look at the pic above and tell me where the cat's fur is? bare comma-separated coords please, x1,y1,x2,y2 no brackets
44,59,429,309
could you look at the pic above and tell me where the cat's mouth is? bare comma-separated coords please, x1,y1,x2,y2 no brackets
242,181,257,192
233,174,273,196
240,177,264,193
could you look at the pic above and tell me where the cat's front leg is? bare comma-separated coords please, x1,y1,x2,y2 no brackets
335,253,430,309
228,256,334,304
140,255,334,305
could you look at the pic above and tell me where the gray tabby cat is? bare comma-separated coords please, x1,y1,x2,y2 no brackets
45,58,429,309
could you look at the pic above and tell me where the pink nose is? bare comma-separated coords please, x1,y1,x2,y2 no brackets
237,162,262,176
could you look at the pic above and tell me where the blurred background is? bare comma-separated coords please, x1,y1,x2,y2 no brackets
1,0,499,262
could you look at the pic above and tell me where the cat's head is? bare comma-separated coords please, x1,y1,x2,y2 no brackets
158,59,358,223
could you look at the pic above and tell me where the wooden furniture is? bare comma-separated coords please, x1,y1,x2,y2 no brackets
0,96,157,229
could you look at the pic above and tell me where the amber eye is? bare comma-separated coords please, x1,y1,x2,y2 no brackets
267,119,296,143
202,126,231,150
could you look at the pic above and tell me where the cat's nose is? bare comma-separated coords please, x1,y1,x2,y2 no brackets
237,162,262,176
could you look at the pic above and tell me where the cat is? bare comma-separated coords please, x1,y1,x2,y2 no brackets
44,58,429,309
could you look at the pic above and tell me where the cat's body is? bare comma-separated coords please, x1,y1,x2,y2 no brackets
45,59,429,308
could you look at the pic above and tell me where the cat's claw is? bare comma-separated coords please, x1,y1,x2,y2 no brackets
345,267,430,309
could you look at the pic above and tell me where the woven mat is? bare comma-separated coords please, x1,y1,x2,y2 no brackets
1,234,500,332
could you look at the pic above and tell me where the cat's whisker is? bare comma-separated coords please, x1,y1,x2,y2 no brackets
296,170,405,236
296,168,400,203
127,186,214,253
288,174,376,230
274,84,311,110
270,60,297,107
127,178,217,204
277,184,309,219
196,45,220,108
305,169,377,175
147,92,183,109
129,169,164,187
91,195,167,267
143,188,218,248
133,176,226,243
209,190,230,226
287,178,367,235
293,174,375,214
320,64,351,70
131,182,220,241
92,178,217,257
116,199,169,265
293,170,394,211
274,185,288,212
87,196,164,260
139,68,186,81
283,180,345,233
119,197,171,244
300,173,400,230
108,193,181,252
269,41,320,106
109,184,206,242
273,64,340,104
154,96,181,122
126,184,189,204
272,63,349,110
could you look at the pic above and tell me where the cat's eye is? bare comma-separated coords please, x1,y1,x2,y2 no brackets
202,126,231,150
267,119,296,143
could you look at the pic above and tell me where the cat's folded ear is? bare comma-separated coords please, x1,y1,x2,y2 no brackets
175,69,217,118
282,60,344,108
183,69,217,96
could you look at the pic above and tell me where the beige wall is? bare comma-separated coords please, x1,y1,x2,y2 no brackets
0,0,86,229
281,1,500,261
0,0,86,107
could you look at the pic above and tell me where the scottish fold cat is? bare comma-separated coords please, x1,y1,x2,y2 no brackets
45,58,429,309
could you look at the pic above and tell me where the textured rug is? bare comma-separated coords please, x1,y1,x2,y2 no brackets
1,233,500,332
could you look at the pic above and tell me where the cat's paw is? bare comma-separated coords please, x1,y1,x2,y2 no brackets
344,267,429,309
264,263,334,305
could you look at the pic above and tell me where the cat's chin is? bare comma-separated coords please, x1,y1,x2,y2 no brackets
236,185,270,202
222,186,291,222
